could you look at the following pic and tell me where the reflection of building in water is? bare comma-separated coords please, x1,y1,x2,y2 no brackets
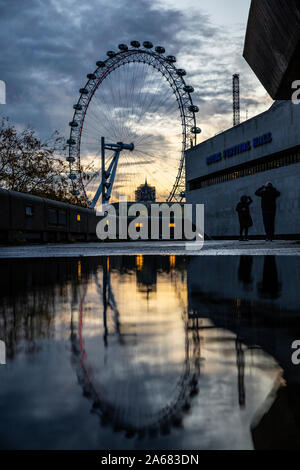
0,258,88,359
187,256,300,322
187,255,300,448
135,179,156,203
134,255,184,298
0,257,135,360
136,255,157,297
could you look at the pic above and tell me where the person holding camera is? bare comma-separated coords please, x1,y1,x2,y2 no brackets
255,182,281,241
236,195,253,241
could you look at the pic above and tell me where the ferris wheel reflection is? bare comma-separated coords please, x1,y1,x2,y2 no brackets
70,255,203,439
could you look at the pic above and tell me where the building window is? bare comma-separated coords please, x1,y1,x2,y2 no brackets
47,207,67,226
77,214,81,222
189,148,300,191
58,210,67,226
25,206,33,216
48,208,58,225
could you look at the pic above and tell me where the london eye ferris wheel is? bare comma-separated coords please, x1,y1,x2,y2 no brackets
67,41,201,208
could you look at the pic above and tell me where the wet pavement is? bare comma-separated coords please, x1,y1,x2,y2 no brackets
0,240,299,258
0,255,300,450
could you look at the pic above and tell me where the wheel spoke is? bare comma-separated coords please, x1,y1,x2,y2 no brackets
68,47,198,205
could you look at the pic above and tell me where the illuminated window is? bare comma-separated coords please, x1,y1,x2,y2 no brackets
76,214,81,222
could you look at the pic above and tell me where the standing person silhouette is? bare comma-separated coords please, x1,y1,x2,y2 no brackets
236,196,253,241
255,182,280,241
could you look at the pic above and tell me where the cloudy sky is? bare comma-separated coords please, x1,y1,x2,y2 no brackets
0,0,273,200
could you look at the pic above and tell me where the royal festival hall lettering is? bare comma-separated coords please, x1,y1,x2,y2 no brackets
206,132,272,166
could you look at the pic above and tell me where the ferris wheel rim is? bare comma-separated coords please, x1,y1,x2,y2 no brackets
68,44,199,205
70,277,200,436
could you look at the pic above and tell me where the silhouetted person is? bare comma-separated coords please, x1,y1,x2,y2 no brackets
236,195,253,241
255,182,280,241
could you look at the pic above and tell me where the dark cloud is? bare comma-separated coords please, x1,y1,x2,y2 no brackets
0,0,271,146
0,0,203,132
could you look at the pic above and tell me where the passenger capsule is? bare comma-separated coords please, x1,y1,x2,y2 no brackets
118,43,128,51
96,61,106,67
183,85,194,93
67,139,76,145
130,40,140,48
166,55,176,63
72,190,80,196
155,46,165,54
107,51,116,58
69,121,78,128
189,105,199,113
176,69,186,77
87,73,96,80
66,156,75,163
143,41,153,49
191,126,201,134
79,88,89,95
69,173,77,180
73,104,82,111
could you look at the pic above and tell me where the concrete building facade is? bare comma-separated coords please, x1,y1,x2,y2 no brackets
186,100,300,238
243,0,300,100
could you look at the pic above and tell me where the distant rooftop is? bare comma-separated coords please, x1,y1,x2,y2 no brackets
190,100,291,150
